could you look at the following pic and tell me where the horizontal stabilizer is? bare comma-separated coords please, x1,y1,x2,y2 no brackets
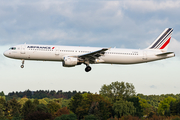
156,52,174,56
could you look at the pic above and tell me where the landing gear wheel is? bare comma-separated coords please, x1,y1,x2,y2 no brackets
85,66,91,72
21,65,24,68
21,60,25,68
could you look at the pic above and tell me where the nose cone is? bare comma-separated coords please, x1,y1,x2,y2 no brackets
3,51,9,57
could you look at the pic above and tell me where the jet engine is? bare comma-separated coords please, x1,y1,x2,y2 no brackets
62,57,81,67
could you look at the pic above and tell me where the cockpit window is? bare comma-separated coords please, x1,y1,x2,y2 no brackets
9,47,16,50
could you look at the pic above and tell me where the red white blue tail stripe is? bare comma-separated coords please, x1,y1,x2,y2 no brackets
148,28,173,50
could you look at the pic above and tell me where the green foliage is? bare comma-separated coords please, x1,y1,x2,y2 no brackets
69,93,83,116
0,116,8,120
84,115,98,120
12,116,22,120
137,93,180,109
0,97,12,117
33,98,39,105
0,96,5,100
0,97,6,116
173,117,180,120
18,97,28,106
112,100,136,118
88,94,112,120
69,93,112,120
11,112,22,120
139,98,152,115
8,98,21,117
47,101,61,116
5,88,180,119
169,100,180,116
0,91,5,96
36,104,48,113
62,99,70,107
21,100,36,119
99,81,136,102
43,97,50,103
158,96,176,115
8,90,90,99
41,98,49,105
54,113,76,120
127,96,143,117
25,111,52,120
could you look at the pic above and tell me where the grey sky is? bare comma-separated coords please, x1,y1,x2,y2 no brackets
0,0,180,95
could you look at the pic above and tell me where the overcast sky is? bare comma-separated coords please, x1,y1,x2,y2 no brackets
0,0,180,95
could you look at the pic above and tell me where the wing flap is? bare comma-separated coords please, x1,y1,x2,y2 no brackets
76,48,109,64
78,48,108,58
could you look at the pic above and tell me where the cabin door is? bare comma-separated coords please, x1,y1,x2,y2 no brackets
143,51,147,61
55,47,59,55
21,45,26,54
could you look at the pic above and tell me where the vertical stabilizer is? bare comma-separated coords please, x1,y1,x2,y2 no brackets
148,28,173,52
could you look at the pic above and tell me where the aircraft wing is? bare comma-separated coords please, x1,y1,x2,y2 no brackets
77,48,109,63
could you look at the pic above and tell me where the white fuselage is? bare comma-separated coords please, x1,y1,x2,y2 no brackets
3,44,175,65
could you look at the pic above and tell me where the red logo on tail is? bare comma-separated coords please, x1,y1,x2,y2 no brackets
160,37,171,49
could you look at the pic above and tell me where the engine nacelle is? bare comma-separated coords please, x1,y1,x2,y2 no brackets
62,57,78,67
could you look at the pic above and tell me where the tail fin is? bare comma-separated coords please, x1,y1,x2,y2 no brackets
147,28,173,52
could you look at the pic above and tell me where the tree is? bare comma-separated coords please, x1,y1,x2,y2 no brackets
26,111,52,120
84,115,98,120
36,104,48,113
127,96,143,117
0,91,5,96
39,99,48,105
50,90,56,96
54,114,76,120
139,98,152,116
8,98,21,117
0,92,5,102
47,101,61,117
169,100,180,116
55,107,70,117
0,97,6,117
62,99,70,107
112,100,136,118
11,112,22,120
21,100,36,119
158,96,176,115
18,97,28,106
33,99,39,106
2,99,11,117
99,81,136,102
68,93,83,116
69,93,112,120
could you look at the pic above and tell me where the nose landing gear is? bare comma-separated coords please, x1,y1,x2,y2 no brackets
21,60,24,68
85,66,91,72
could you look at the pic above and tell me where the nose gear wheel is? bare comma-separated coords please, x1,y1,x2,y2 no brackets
21,60,25,68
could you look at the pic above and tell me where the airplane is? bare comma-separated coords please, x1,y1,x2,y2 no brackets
3,28,175,72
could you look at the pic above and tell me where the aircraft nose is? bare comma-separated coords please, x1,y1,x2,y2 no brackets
3,51,8,57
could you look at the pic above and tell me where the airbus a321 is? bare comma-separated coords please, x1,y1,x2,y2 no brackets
3,28,175,72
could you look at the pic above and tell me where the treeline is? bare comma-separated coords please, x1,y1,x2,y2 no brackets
1,81,180,120
137,93,180,109
6,90,90,100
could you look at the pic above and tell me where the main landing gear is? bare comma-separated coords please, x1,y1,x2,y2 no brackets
21,60,24,68
85,65,92,72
